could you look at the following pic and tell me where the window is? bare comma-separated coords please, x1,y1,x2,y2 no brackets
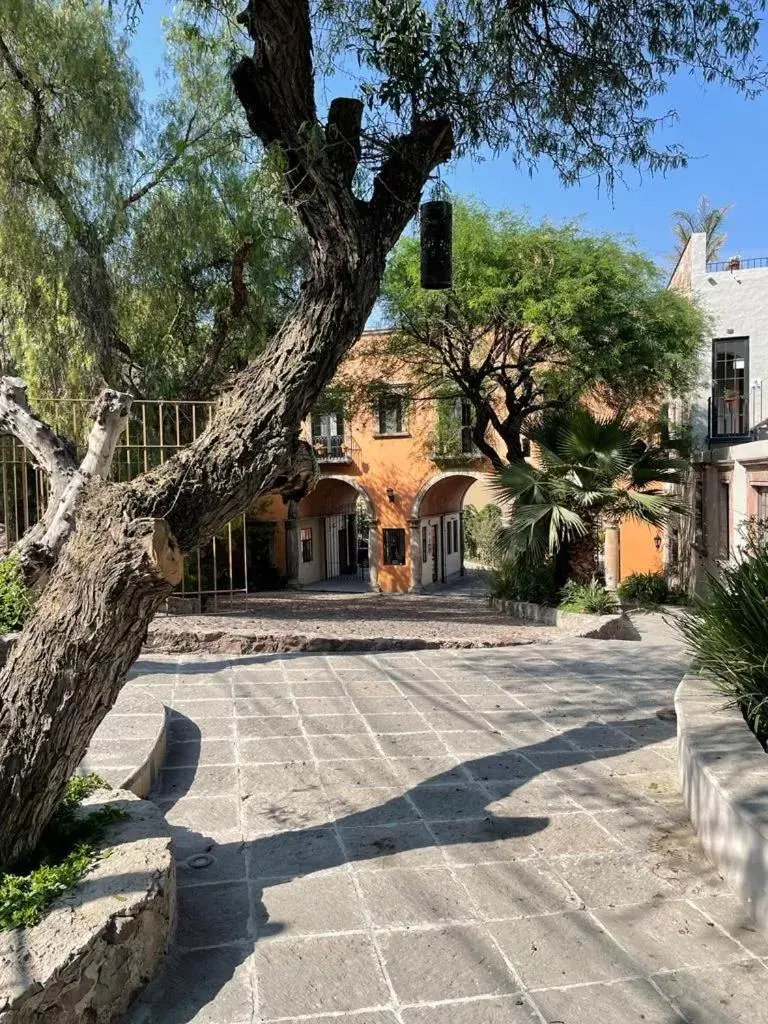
453,518,459,553
378,392,405,435
446,521,453,555
718,483,730,559
421,525,428,562
460,398,474,454
300,526,313,563
383,528,406,565
712,337,748,437
311,404,345,459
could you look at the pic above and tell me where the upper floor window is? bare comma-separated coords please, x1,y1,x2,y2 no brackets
378,392,405,435
712,337,749,438
311,397,349,460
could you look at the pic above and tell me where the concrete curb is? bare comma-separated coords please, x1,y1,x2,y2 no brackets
488,597,638,640
78,691,167,800
0,791,175,1024
675,674,768,931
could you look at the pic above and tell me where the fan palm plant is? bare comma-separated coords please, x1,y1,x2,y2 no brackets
493,407,687,586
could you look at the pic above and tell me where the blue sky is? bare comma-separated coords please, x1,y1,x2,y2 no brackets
131,0,768,272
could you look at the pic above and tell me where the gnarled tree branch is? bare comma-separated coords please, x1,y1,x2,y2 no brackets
0,380,132,588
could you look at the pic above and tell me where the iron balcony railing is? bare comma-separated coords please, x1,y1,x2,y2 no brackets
311,433,357,462
709,392,750,441
706,256,768,273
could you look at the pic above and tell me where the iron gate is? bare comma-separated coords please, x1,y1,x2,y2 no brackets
318,500,369,583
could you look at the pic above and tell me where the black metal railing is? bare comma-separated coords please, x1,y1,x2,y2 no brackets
311,434,353,462
709,393,750,441
706,256,768,273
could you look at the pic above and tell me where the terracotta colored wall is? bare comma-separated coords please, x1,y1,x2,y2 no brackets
618,520,664,580
250,330,664,591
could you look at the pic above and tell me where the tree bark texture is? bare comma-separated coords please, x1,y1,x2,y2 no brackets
0,0,453,866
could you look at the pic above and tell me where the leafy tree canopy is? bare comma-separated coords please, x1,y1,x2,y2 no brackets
313,0,766,183
0,0,304,399
371,200,707,465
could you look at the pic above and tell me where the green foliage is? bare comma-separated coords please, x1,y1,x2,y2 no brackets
463,504,501,566
0,774,127,931
0,556,30,634
678,536,768,744
319,0,766,184
0,0,304,399
489,557,558,607
618,570,688,607
378,201,708,465
494,405,687,565
559,580,619,615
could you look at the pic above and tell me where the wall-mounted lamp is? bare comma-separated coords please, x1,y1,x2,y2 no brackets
654,534,663,551
386,487,396,502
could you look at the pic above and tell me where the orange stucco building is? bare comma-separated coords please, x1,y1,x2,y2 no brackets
249,331,662,593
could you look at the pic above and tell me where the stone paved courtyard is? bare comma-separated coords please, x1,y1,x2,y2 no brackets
127,623,768,1024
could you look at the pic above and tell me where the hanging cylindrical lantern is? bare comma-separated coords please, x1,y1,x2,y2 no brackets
420,199,453,289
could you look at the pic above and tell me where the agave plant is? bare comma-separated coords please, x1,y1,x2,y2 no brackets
493,406,687,584
678,535,768,744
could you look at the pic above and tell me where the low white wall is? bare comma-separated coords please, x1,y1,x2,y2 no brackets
488,598,636,639
676,674,768,931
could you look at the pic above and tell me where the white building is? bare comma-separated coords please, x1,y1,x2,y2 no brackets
669,232,768,590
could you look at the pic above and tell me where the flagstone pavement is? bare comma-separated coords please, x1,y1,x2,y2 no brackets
126,620,768,1024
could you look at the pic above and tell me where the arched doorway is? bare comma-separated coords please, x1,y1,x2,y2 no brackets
293,476,379,591
409,471,490,590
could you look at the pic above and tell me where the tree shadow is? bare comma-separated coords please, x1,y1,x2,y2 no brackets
125,707,697,1023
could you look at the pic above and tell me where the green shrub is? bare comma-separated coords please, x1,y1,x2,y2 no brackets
618,571,670,606
618,571,690,607
0,556,29,634
489,556,558,606
559,580,619,615
678,537,768,745
0,774,127,931
463,504,502,566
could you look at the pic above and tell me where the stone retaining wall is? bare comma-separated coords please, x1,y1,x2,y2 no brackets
676,674,768,931
488,597,637,640
0,791,175,1024
144,629,537,655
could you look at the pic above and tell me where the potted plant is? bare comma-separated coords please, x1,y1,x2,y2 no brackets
313,439,327,457
724,388,740,410
727,255,742,271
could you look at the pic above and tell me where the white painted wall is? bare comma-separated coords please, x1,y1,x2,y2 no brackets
676,234,768,447
298,517,324,585
443,513,462,579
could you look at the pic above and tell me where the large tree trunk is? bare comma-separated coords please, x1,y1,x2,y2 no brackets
0,0,453,867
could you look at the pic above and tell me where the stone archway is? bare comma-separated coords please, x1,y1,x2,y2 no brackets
409,470,489,591
288,475,379,591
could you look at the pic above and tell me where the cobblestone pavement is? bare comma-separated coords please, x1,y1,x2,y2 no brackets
128,623,768,1024
149,584,557,649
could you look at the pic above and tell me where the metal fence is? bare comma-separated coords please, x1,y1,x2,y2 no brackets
0,398,279,611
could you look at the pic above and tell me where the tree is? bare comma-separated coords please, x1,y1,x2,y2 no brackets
0,1,303,400
374,200,707,465
0,0,765,867
672,195,733,264
494,406,686,586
